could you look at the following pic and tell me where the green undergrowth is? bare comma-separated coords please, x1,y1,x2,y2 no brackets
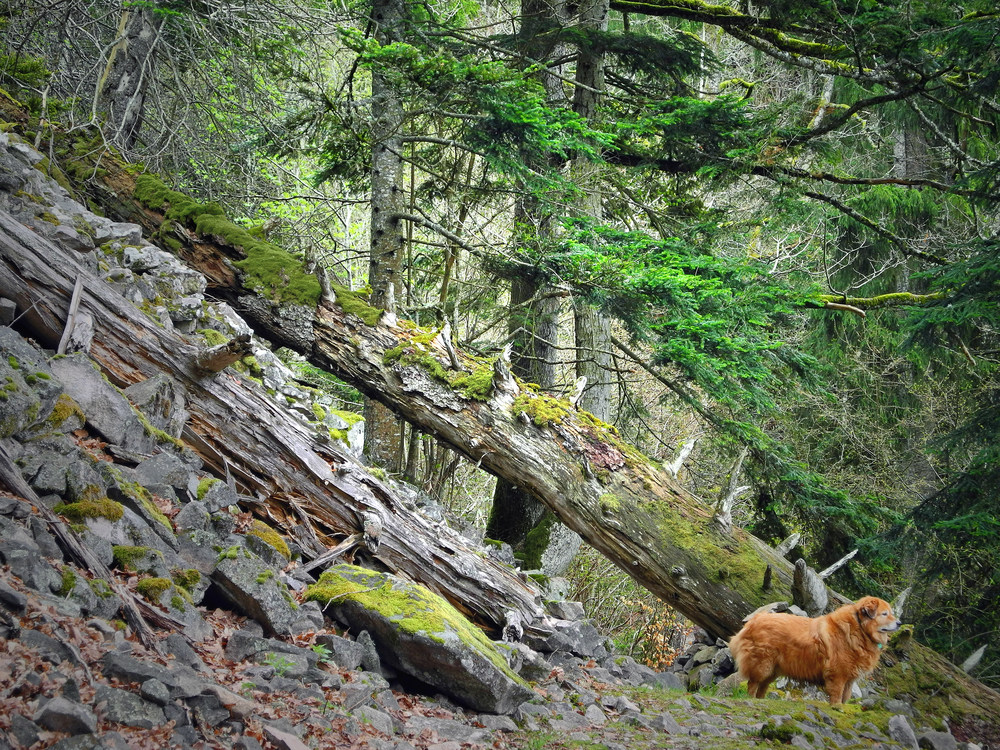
134,174,320,307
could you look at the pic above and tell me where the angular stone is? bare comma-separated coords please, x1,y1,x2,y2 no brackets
307,564,533,714
314,633,364,670
95,684,166,728
19,627,77,665
545,600,586,621
262,724,310,750
652,671,685,691
404,716,489,744
213,554,301,636
651,712,684,734
917,731,958,750
524,618,608,659
10,712,41,747
0,329,60,438
478,714,517,732
198,478,239,512
583,704,607,726
356,706,395,736
0,581,28,612
33,696,97,735
49,353,154,451
0,296,15,325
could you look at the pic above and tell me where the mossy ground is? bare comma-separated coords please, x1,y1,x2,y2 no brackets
499,684,902,750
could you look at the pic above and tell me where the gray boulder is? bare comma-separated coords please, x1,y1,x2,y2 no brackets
0,327,62,438
888,715,919,750
33,697,97,735
306,564,533,714
94,684,166,729
917,731,958,750
212,550,301,636
48,353,155,453
524,617,608,659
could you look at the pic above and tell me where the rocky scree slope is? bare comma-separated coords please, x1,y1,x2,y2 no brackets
0,130,987,749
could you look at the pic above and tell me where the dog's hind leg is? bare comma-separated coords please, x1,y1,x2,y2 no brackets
752,676,776,698
840,681,854,704
747,673,777,698
824,676,848,705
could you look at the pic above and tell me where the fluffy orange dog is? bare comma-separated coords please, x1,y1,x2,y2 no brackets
728,597,900,705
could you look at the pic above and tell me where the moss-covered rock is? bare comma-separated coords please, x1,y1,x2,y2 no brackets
305,564,533,714
54,487,125,523
247,519,291,560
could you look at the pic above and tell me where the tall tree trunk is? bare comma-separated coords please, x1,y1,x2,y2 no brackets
486,218,562,563
570,0,614,423
560,0,614,571
97,3,166,150
363,0,408,470
485,0,577,571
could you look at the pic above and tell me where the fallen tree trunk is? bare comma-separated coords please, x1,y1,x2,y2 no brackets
0,210,544,633
76,168,799,638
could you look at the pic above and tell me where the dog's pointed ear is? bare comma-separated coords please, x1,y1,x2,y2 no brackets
858,598,877,619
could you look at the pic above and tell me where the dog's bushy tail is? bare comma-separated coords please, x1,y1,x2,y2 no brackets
728,629,745,673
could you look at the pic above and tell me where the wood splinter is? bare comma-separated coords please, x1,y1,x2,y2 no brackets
195,334,252,373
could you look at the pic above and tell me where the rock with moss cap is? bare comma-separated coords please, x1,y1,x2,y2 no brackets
305,564,534,715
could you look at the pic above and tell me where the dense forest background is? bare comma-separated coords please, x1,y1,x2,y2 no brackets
3,0,998,686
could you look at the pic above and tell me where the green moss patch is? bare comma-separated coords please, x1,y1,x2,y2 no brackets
171,568,201,591
46,393,85,429
55,488,124,523
134,174,319,307
512,392,571,426
197,328,229,347
330,409,363,426
383,330,495,402
330,282,382,326
136,576,172,603
521,512,557,570
644,498,776,610
112,545,155,570
58,567,78,597
196,477,221,500
247,519,291,560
